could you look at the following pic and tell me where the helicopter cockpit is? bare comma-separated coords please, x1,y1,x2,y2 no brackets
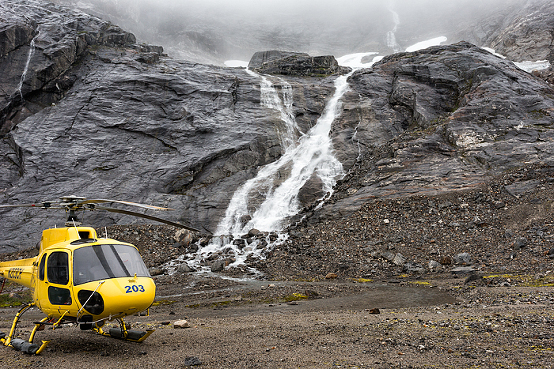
33,239,155,321
73,244,150,285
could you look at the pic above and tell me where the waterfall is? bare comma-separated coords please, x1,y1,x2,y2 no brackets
216,71,310,236
17,35,37,99
386,2,401,53
257,72,303,149
176,68,358,271
171,54,383,273
234,73,348,234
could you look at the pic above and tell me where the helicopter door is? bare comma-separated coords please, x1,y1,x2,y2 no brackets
36,251,78,316
46,252,72,305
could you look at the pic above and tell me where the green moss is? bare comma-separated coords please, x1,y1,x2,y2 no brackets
409,281,431,286
351,278,373,283
210,300,232,308
283,293,308,302
184,300,233,309
482,274,554,287
0,290,32,307
152,299,176,306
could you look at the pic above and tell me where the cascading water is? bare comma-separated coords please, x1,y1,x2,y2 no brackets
386,2,401,53
256,71,303,150
215,70,304,237
218,70,347,238
17,34,38,99
169,54,382,274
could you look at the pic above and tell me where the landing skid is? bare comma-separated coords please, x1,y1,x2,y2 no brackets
0,303,50,354
93,318,154,342
0,304,154,355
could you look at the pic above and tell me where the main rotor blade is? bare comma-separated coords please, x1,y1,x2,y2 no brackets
81,199,172,211
0,202,59,209
0,203,40,208
95,206,202,233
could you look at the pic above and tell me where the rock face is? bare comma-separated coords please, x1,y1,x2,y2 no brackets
0,0,144,136
248,50,348,77
308,41,554,224
482,0,554,63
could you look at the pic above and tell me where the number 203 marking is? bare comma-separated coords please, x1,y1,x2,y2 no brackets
125,285,145,293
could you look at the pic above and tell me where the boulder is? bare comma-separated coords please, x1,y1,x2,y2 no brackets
173,320,190,328
248,50,349,77
453,253,472,265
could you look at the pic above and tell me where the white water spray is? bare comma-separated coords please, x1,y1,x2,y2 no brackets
386,2,401,53
257,73,303,149
17,35,37,99
217,69,336,236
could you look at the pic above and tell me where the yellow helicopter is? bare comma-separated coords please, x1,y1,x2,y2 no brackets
0,195,200,354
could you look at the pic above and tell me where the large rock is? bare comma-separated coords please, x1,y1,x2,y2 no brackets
483,0,554,63
248,51,308,70
248,50,348,77
0,0,150,136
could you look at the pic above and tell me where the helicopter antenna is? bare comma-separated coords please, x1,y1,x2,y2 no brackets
104,227,108,239
71,220,81,239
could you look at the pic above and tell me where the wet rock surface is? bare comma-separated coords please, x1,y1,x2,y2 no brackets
1,1,554,255
482,0,554,63
325,41,554,215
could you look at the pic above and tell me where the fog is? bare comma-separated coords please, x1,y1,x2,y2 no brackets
54,0,526,65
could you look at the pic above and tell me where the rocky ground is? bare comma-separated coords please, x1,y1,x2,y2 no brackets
0,276,553,368
1,165,554,368
258,163,554,283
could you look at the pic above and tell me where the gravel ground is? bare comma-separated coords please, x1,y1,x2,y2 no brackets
1,279,553,368
256,164,554,282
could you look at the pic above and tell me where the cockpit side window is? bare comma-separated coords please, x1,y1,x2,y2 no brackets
47,251,69,285
38,253,47,281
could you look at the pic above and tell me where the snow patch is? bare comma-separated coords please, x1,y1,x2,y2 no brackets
514,60,551,73
337,52,382,69
405,36,447,52
224,60,248,68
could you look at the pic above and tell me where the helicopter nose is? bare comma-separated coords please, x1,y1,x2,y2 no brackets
106,277,156,316
76,277,156,318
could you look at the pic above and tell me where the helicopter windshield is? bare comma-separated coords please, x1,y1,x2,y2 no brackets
73,244,150,285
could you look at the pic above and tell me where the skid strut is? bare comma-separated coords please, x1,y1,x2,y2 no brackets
0,303,49,354
93,318,154,342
